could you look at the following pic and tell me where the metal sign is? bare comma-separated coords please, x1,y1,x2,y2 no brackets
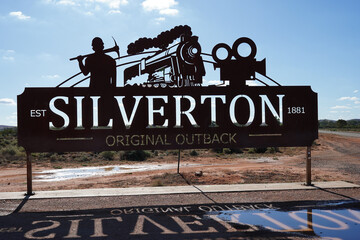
17,25,318,153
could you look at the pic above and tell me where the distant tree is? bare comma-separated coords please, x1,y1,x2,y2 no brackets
336,119,347,128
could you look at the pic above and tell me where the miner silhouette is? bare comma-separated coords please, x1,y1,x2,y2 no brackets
77,37,117,92
77,37,116,127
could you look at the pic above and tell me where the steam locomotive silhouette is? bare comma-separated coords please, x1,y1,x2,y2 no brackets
124,34,205,88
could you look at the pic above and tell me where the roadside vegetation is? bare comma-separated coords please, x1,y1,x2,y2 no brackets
0,128,25,165
1,127,293,168
0,127,154,167
319,119,360,131
4,120,354,168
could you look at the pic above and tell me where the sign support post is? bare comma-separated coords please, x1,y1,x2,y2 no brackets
306,146,312,186
26,152,34,196
177,150,181,174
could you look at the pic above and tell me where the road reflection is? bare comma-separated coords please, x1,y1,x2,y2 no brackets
208,202,359,239
0,200,359,239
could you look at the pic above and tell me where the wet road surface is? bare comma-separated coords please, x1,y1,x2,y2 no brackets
0,199,359,239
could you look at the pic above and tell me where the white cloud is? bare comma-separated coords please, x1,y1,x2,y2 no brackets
2,56,15,61
142,0,179,15
0,98,16,106
57,0,77,6
331,105,352,109
108,9,121,14
84,11,94,16
354,90,359,93
44,0,128,13
42,74,60,79
159,8,178,16
205,80,225,86
84,0,128,9
155,17,165,24
1,49,16,62
125,74,148,86
6,113,17,125
9,11,31,20
142,0,177,11
155,17,165,21
338,96,359,101
246,80,260,86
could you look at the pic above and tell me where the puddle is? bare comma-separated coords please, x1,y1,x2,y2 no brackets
249,157,278,163
34,163,195,182
203,201,360,239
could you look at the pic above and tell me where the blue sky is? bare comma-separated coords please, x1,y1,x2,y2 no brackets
0,0,359,125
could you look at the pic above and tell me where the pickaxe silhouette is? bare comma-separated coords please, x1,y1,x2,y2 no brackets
69,37,120,61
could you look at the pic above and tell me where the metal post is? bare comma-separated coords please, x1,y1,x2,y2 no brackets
26,152,34,196
306,146,312,186
177,149,181,174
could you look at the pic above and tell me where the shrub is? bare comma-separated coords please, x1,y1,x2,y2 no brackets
1,146,17,156
230,148,243,154
224,148,243,154
248,148,267,154
190,150,198,156
122,150,150,161
212,148,223,154
266,147,280,153
101,151,115,160
50,154,58,162
74,155,90,162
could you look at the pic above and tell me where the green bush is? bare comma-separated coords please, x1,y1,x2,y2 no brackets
0,145,25,162
101,151,115,160
121,150,150,161
223,148,243,154
266,147,280,153
212,148,223,154
190,150,198,156
248,147,268,154
1,146,17,156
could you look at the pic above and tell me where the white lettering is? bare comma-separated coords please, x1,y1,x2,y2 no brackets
174,95,198,128
260,94,284,126
229,95,255,127
115,96,143,129
90,96,113,129
49,96,69,131
146,96,168,128
201,95,226,127
74,96,84,130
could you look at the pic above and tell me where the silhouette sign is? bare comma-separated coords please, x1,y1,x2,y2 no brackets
17,25,318,153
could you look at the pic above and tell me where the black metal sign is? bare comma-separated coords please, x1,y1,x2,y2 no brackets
17,25,318,153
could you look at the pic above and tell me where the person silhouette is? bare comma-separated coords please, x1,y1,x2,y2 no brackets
77,37,116,92
77,37,116,127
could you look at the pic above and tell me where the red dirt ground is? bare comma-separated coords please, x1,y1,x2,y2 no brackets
0,133,359,192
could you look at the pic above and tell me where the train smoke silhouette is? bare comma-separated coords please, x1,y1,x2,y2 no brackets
127,25,192,55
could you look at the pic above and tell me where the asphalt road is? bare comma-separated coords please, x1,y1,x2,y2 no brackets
319,129,360,138
1,200,359,240
1,188,360,239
